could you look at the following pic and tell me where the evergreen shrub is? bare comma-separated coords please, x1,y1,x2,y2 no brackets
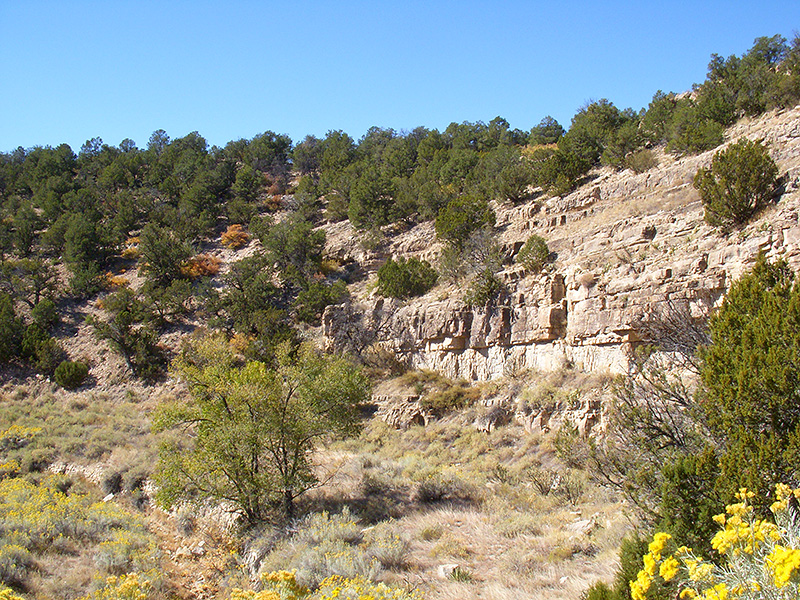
463,269,503,306
694,138,779,229
516,235,550,273
377,257,438,299
54,361,89,389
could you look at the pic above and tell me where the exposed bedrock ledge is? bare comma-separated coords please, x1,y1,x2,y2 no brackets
321,107,800,382
323,267,727,381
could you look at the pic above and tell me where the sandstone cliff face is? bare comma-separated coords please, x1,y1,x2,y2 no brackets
323,107,800,381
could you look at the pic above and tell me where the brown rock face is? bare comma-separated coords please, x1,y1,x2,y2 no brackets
323,106,800,382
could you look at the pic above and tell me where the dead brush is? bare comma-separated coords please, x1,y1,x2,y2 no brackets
265,194,283,211
181,254,221,278
221,224,250,250
121,237,141,260
103,272,130,289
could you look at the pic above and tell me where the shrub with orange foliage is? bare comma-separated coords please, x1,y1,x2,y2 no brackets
221,224,251,250
104,272,131,289
265,195,284,212
181,254,221,279
121,237,141,260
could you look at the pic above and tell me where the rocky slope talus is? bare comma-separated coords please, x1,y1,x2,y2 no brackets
323,106,800,381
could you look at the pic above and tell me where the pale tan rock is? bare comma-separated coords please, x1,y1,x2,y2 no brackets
320,106,800,383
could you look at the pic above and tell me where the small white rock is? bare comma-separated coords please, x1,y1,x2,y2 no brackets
437,564,460,579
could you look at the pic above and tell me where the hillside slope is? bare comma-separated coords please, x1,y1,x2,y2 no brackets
322,106,800,381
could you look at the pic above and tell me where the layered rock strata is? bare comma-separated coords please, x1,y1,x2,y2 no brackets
323,106,800,381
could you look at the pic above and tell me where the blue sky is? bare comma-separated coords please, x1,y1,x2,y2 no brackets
1,1,799,153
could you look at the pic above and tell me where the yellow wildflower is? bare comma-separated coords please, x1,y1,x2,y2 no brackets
643,552,657,576
0,587,26,600
648,532,672,557
771,499,788,514
776,483,792,500
767,544,800,588
630,570,652,600
702,583,728,600
687,560,714,582
660,555,681,582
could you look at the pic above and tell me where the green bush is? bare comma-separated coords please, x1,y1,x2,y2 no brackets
54,360,89,389
434,195,496,249
31,298,59,329
377,257,438,299
582,581,614,600
700,256,800,503
419,378,481,416
29,335,65,376
531,148,586,196
694,138,779,229
463,269,503,306
657,449,722,556
516,235,550,273
666,101,724,155
614,535,664,600
294,280,347,323
21,323,64,374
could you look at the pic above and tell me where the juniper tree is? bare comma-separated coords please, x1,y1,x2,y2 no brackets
700,255,800,501
694,138,779,229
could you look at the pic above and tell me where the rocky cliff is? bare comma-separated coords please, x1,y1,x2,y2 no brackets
322,106,800,381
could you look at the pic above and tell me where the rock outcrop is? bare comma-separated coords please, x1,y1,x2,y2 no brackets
323,106,800,382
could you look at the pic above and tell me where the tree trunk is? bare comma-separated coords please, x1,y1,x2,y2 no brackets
283,488,295,523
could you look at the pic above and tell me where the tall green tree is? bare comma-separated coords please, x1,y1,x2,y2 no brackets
87,287,165,379
700,255,800,502
292,134,322,175
155,335,369,524
0,292,23,362
0,258,58,309
558,99,630,167
528,116,564,145
260,216,325,284
137,223,194,287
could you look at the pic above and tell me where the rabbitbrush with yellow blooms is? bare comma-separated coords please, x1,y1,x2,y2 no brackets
631,485,800,600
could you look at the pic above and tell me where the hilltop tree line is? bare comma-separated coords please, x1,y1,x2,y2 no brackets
0,33,797,381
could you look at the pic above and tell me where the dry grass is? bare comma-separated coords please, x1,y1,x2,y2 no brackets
0,361,629,600
317,403,630,600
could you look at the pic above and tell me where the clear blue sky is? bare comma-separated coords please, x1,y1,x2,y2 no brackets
1,1,799,153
